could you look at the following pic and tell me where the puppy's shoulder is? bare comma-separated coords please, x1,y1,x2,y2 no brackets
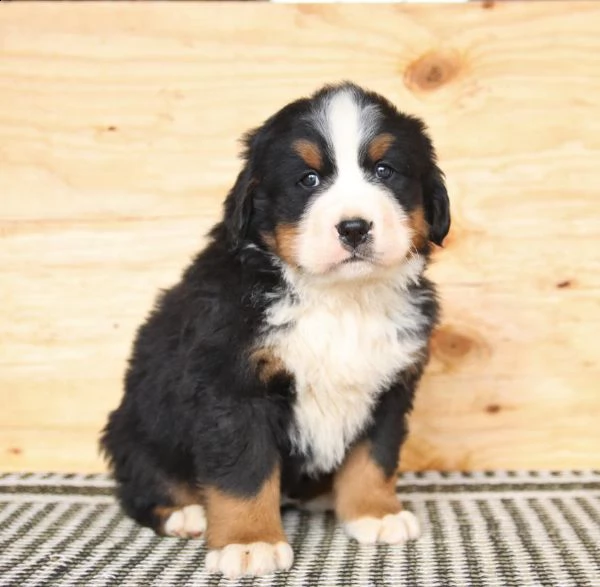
137,226,279,352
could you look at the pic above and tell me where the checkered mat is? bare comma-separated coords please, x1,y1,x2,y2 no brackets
0,471,599,586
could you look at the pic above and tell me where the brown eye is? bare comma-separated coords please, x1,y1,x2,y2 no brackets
299,171,320,189
375,163,394,180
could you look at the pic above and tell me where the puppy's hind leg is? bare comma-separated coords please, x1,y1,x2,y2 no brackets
113,459,206,539
102,432,206,538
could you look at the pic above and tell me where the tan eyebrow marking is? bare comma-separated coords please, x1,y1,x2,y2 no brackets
368,132,395,161
293,139,323,170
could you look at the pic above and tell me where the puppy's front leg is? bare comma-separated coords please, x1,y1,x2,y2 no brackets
334,442,420,544
334,384,421,544
204,465,293,579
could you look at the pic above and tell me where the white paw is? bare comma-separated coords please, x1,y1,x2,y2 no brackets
205,541,293,578
344,510,421,544
164,505,206,538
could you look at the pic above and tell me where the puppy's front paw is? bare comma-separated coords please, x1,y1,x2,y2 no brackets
205,541,293,578
344,510,421,544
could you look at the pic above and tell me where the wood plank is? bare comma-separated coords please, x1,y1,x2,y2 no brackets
0,428,106,474
1,2,599,472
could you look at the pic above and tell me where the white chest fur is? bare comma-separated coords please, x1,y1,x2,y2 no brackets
263,263,428,475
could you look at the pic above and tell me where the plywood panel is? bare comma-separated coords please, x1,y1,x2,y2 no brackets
1,2,599,472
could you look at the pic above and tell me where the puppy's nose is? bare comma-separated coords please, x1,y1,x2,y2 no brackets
336,218,372,248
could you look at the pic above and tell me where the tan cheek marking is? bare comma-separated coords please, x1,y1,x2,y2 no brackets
274,223,301,267
408,206,429,251
368,133,395,162
250,346,286,383
293,139,323,171
334,442,402,522
205,467,285,549
262,225,301,267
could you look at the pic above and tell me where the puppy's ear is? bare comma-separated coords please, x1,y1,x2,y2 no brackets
422,165,450,246
223,165,255,247
223,127,264,247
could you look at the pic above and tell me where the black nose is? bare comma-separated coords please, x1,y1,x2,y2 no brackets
336,218,372,248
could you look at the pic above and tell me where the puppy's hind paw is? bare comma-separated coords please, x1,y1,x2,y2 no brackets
344,510,421,544
163,504,206,538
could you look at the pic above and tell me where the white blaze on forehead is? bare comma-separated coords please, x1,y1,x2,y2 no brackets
316,89,380,181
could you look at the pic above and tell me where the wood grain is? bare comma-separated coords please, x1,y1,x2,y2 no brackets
1,2,599,472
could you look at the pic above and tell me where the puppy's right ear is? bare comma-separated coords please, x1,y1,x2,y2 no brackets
223,128,263,247
223,165,255,247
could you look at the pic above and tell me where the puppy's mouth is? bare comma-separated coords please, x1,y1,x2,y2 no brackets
341,255,370,265
337,252,378,268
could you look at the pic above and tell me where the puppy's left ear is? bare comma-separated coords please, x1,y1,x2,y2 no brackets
422,165,450,246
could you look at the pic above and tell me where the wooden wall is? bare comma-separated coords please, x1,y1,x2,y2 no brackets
1,2,599,473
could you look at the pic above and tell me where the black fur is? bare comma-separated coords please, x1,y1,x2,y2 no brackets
423,166,451,246
101,82,450,533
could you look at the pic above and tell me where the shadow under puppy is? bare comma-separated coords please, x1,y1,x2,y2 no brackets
101,82,450,579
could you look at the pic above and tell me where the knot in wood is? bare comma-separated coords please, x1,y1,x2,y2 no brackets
404,51,460,93
430,325,489,371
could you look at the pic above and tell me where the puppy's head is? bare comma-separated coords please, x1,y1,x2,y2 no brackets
224,82,450,280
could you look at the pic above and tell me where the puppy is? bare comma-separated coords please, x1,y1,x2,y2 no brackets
101,82,450,579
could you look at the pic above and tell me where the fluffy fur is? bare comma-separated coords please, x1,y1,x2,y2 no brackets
101,82,450,579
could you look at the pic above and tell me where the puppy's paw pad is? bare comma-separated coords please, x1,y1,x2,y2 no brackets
164,505,206,538
205,541,293,578
345,511,421,545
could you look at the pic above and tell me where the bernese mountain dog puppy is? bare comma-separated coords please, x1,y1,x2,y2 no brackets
101,82,450,579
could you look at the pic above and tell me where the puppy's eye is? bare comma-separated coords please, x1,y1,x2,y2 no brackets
299,171,320,189
375,163,394,180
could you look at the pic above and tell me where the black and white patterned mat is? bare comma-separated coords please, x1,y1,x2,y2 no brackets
0,471,599,586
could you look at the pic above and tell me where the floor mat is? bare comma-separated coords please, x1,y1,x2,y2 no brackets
0,471,598,586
